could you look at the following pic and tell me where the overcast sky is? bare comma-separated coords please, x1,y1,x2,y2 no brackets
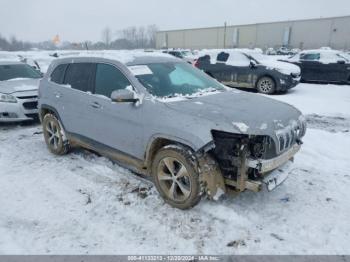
1,0,350,42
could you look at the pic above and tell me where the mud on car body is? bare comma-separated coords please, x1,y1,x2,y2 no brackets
195,50,301,94
38,54,306,209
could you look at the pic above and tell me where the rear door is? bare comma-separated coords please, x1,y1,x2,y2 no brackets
59,63,96,137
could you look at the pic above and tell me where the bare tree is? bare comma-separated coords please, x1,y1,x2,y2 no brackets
147,24,158,48
101,27,112,48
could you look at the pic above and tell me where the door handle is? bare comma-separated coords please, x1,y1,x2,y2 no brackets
54,92,62,98
90,101,101,109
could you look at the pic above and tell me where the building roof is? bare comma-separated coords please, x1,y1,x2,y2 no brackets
157,15,350,33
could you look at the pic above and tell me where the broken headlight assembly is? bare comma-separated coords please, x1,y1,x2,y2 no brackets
0,93,17,103
210,130,275,180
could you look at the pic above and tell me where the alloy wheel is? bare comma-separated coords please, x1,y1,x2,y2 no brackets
157,157,192,202
259,79,273,93
46,120,61,150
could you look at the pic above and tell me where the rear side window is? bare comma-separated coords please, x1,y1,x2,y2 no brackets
217,52,229,62
95,64,131,98
50,64,67,84
63,63,95,92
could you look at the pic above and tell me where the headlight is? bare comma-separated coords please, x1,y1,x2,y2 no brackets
0,93,17,103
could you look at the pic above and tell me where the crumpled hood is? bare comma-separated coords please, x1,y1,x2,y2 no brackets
0,78,40,94
260,60,301,75
164,90,302,138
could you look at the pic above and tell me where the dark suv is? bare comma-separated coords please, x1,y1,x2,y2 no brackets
195,50,301,94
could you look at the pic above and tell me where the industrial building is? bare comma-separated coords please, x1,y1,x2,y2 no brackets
156,15,350,50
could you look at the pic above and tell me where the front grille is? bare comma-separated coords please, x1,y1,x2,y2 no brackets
276,118,306,153
25,113,38,120
23,101,38,110
16,95,37,99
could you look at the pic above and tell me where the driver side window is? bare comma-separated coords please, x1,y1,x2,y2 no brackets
95,63,131,98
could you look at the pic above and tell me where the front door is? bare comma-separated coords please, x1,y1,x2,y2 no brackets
87,63,144,159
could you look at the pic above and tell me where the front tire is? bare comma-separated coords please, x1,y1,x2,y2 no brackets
42,113,70,155
256,76,276,94
152,145,201,209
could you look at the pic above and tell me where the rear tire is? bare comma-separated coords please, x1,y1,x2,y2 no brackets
256,76,276,94
42,113,70,155
152,145,201,209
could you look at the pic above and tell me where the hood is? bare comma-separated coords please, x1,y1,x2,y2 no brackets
260,60,300,75
164,90,303,138
0,78,40,94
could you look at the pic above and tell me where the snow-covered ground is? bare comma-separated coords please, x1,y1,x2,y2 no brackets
1,51,350,255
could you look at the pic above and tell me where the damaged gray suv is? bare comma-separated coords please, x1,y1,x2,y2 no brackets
39,55,306,209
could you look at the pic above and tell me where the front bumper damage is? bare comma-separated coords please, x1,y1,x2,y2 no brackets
197,141,301,199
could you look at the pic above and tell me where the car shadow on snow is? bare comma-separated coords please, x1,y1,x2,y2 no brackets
0,119,40,131
228,86,298,96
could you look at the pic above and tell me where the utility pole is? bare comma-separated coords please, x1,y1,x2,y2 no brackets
223,22,227,49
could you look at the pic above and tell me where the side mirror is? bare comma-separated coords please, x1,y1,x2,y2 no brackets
111,89,139,103
337,60,346,64
249,60,257,68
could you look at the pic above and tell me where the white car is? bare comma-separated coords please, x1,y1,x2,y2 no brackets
0,61,41,122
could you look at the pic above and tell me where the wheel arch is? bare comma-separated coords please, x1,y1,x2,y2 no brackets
144,135,201,171
39,104,67,130
39,104,60,121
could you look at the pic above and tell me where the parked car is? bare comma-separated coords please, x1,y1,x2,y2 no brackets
280,49,350,84
195,50,301,94
266,48,277,55
39,55,306,209
0,61,41,122
276,47,295,56
162,50,196,64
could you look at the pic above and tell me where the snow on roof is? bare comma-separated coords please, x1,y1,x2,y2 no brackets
0,50,175,73
57,50,173,64
301,49,341,54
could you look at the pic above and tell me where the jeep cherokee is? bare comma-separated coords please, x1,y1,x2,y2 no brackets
39,55,306,209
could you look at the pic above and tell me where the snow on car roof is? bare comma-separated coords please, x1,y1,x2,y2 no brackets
58,50,174,64
47,50,180,71
301,49,342,54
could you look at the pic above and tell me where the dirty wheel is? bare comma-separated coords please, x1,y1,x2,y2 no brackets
152,146,201,209
43,113,70,155
257,76,276,94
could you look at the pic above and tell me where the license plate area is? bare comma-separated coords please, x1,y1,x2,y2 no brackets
263,162,292,191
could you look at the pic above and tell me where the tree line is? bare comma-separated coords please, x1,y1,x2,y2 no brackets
0,24,158,51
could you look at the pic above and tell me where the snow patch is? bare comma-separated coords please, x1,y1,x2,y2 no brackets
232,122,249,132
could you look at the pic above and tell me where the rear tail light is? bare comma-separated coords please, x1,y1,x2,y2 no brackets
194,59,199,67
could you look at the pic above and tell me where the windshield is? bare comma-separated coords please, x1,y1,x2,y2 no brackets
337,52,350,62
132,62,225,97
0,64,41,81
